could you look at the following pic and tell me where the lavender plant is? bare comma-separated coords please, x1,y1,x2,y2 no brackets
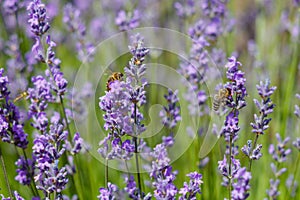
242,80,276,170
217,56,251,199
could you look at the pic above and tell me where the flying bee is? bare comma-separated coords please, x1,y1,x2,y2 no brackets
14,91,29,103
106,72,124,91
213,88,231,112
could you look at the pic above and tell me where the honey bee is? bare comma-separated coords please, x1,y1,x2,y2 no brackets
213,88,230,112
14,91,29,103
106,72,124,91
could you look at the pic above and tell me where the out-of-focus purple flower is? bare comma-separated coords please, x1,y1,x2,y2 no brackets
115,10,140,31
15,156,35,185
63,3,95,61
179,171,203,200
266,179,280,199
162,136,175,147
97,182,118,200
266,133,291,199
201,0,227,18
293,138,300,151
3,0,22,14
295,94,300,118
269,133,291,163
160,89,181,129
231,167,251,200
174,0,195,18
27,0,50,36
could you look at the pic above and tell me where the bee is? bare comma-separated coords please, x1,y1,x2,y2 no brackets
213,88,230,112
14,91,29,103
106,72,124,91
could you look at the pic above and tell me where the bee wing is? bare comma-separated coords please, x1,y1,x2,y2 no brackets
199,111,224,158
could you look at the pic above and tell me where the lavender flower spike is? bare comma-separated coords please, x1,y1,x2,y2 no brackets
27,0,50,36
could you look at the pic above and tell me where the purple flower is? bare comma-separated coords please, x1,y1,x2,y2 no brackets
269,133,291,163
266,179,280,199
115,10,140,31
0,68,10,99
160,89,181,129
232,167,251,200
53,72,68,95
124,175,140,199
3,0,22,14
179,172,203,200
293,138,300,151
27,0,50,36
241,140,263,160
174,0,195,18
201,0,227,18
99,81,133,135
97,182,118,200
222,111,240,143
15,156,35,185
63,3,94,61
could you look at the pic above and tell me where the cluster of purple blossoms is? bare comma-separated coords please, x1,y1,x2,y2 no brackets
63,3,95,61
160,89,181,129
266,133,291,199
178,172,203,200
115,10,140,32
231,168,251,200
150,142,178,199
242,80,276,162
0,68,28,149
178,0,231,118
221,56,247,142
27,0,50,37
97,182,119,200
31,114,82,195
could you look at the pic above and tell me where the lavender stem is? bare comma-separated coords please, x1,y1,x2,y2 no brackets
0,147,13,199
134,103,142,197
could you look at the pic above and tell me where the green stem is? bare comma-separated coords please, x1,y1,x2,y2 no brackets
59,95,72,140
0,147,13,199
249,134,259,171
287,153,300,198
133,103,142,197
22,149,40,197
228,136,232,200
105,159,108,187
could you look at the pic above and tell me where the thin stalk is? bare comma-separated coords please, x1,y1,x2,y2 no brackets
249,134,259,171
286,153,300,198
59,95,72,141
228,136,232,200
22,149,40,197
105,158,108,187
0,147,13,199
133,103,142,197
